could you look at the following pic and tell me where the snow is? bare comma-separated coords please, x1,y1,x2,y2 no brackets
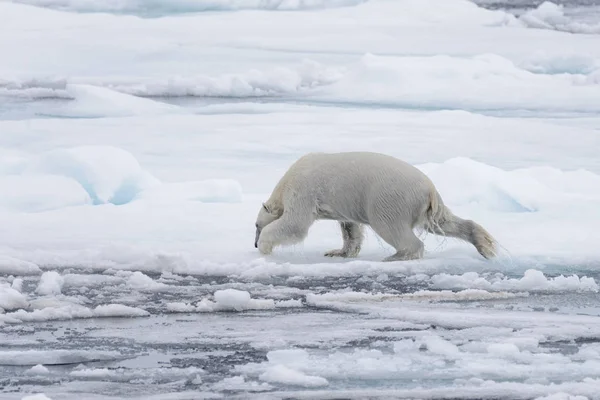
136,179,243,204
0,283,28,312
422,335,461,357
11,278,23,292
213,289,253,311
166,289,278,313
0,145,241,214
0,175,91,213
2,0,600,104
126,271,168,291
0,349,122,366
67,365,205,383
35,271,64,295
211,376,272,392
0,256,41,276
0,141,597,276
535,394,589,400
314,53,600,113
26,146,160,205
7,0,367,14
238,327,600,393
25,364,50,375
54,84,181,118
520,2,600,35
1,300,150,323
430,270,600,293
520,52,600,75
92,304,150,318
5,304,92,323
21,395,53,400
108,60,345,99
417,158,600,213
1,0,600,398
487,342,521,355
259,365,329,388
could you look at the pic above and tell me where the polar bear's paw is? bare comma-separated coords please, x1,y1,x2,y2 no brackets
324,248,359,258
258,239,274,255
382,249,423,262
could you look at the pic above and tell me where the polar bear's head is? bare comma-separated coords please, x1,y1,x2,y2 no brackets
254,202,281,247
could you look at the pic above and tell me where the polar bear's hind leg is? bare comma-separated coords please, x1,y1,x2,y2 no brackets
324,221,364,258
370,220,424,262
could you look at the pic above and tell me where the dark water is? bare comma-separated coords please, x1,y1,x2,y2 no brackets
2,270,600,400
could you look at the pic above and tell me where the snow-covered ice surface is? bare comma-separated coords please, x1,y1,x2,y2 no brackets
1,0,600,399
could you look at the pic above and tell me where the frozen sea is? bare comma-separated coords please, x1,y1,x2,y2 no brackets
2,0,600,399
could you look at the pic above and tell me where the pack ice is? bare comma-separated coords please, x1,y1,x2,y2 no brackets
1,0,600,399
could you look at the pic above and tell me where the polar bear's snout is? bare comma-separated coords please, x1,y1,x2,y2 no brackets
255,225,261,248
254,202,281,249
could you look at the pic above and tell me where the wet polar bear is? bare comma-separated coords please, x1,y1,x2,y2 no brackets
254,152,497,261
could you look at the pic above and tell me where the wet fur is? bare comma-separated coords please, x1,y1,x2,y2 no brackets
254,151,497,261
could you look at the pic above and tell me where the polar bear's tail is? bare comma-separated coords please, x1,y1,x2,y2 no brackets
425,190,497,259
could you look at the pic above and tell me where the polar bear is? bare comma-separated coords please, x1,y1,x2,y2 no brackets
254,152,497,262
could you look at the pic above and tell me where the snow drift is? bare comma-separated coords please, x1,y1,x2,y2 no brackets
24,145,160,206
135,179,243,204
519,2,600,35
0,174,91,212
0,256,41,276
6,53,600,114
8,0,368,14
0,145,243,212
313,53,600,113
1,60,344,100
0,282,29,312
55,84,180,118
166,289,285,313
417,157,600,213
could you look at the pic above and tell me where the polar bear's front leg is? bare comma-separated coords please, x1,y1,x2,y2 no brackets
257,238,274,255
257,211,315,255
325,222,364,258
